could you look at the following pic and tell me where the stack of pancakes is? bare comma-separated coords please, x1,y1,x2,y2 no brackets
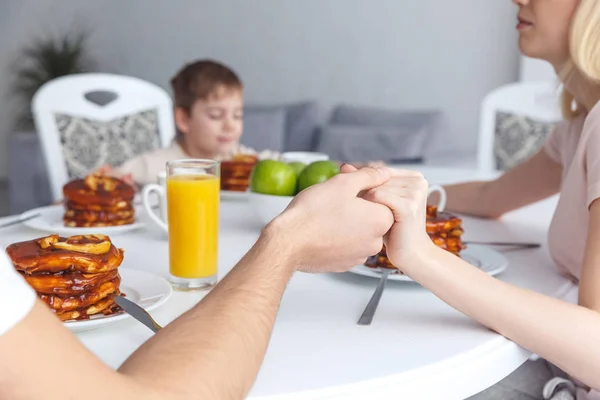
367,205,465,271
220,155,258,192
6,234,124,321
425,205,465,255
63,174,135,227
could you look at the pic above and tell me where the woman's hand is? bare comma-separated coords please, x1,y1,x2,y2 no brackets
341,164,434,269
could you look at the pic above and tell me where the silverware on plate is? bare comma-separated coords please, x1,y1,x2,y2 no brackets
0,213,41,229
358,268,392,326
113,295,163,333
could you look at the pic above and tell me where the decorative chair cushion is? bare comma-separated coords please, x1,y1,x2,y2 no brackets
55,109,160,178
494,111,557,171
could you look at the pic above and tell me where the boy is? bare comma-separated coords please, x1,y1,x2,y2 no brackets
111,59,270,186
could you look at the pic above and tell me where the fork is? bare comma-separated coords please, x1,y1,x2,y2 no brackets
357,268,392,325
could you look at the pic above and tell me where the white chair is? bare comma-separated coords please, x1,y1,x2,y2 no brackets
477,81,563,174
32,73,175,201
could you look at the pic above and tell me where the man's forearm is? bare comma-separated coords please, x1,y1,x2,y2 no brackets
406,246,600,390
119,224,295,399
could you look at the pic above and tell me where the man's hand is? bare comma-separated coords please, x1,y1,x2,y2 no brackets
341,164,433,270
271,166,394,273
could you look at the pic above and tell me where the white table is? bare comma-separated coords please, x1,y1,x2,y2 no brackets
0,167,575,400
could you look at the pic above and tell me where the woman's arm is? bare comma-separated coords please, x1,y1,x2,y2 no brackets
438,149,562,218
363,168,600,391
404,245,600,391
576,200,600,311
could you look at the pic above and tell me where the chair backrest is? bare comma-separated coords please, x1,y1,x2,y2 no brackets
477,81,563,173
32,73,175,201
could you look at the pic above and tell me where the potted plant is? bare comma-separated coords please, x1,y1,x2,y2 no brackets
9,29,95,129
6,29,96,215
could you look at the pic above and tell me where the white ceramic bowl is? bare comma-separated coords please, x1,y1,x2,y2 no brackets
248,191,294,225
281,152,330,164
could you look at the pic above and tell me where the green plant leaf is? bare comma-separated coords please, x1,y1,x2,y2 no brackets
9,28,95,130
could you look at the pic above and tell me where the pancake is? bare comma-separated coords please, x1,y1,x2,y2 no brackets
7,233,126,324
63,175,134,208
220,156,257,191
64,208,135,223
63,217,135,228
54,295,121,321
65,200,133,213
39,277,120,312
426,216,464,235
367,206,465,272
22,269,119,295
7,234,124,274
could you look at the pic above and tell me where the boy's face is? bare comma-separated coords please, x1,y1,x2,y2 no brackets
176,89,244,157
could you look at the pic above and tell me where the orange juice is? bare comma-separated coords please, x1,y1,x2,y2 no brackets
166,174,219,279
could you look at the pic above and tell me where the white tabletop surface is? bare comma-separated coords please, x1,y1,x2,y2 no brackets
0,166,575,400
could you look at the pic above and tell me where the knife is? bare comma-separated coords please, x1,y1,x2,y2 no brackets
113,295,163,333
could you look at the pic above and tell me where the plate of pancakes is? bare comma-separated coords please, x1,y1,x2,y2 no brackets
220,155,257,201
64,267,172,332
6,234,172,333
350,206,508,282
21,174,146,236
20,204,146,236
351,244,508,282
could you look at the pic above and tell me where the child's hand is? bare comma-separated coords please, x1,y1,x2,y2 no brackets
95,165,114,176
94,165,137,190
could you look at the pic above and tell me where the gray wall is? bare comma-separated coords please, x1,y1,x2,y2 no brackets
0,0,520,178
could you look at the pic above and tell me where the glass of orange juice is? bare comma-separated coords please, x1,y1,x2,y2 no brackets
166,159,220,291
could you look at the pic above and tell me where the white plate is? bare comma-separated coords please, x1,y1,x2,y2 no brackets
220,190,249,201
20,205,146,236
349,244,508,282
64,268,172,333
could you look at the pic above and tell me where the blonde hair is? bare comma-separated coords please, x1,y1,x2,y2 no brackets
561,0,600,119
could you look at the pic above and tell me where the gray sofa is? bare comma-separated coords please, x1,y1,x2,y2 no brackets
8,101,444,214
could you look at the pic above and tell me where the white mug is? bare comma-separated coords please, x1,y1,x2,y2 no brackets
142,171,168,233
428,184,447,211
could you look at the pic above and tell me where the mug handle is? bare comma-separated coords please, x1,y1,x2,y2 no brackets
142,184,168,233
428,184,447,212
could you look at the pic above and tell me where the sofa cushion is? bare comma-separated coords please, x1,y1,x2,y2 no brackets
283,102,322,152
244,102,322,153
317,123,430,163
242,107,287,152
494,111,557,170
55,109,161,178
331,105,442,129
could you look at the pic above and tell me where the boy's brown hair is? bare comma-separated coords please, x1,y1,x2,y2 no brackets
170,60,243,112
